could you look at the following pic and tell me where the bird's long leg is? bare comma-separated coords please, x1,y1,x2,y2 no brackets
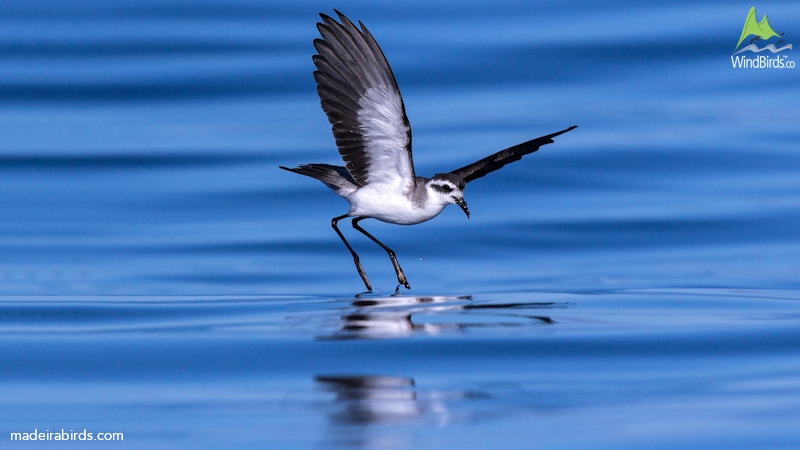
352,217,410,291
332,214,372,292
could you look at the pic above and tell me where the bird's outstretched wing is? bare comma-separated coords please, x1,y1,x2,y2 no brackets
313,11,415,189
449,126,577,183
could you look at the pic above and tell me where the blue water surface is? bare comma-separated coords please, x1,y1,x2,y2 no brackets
1,0,800,448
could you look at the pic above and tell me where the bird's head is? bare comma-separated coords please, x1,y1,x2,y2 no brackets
427,173,469,219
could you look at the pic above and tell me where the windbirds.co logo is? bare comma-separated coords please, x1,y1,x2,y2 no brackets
731,6,795,69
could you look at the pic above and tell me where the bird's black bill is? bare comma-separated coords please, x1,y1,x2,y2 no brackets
455,198,470,219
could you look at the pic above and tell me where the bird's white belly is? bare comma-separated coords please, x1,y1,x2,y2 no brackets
348,184,444,225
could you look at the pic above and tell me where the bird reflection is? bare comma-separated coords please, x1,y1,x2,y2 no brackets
321,295,558,340
325,295,470,339
315,375,420,425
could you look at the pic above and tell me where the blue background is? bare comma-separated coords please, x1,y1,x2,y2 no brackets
1,1,799,448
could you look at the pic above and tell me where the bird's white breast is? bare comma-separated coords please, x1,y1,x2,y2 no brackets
347,183,446,225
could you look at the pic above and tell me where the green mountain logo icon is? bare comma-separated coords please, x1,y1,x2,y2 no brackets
735,6,781,51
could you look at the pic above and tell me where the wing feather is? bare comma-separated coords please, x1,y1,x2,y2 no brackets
450,126,577,183
314,11,414,189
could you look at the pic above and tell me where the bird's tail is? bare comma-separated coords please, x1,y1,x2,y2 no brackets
280,163,360,195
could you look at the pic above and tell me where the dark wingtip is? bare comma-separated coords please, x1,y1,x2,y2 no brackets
322,10,365,34
334,9,349,22
449,124,578,184
330,10,352,27
551,125,578,138
541,125,578,144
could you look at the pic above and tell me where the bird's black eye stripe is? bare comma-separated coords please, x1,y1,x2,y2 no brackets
433,184,453,193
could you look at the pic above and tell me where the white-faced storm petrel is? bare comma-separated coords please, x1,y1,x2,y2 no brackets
281,11,577,293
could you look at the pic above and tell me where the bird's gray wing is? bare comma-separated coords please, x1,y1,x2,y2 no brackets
449,126,577,183
314,11,415,190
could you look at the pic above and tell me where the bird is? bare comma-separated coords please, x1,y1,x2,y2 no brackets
281,11,576,293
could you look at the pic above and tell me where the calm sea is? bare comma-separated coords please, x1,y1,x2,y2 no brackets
1,0,799,448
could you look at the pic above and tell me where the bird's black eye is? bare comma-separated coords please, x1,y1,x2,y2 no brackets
441,184,452,193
